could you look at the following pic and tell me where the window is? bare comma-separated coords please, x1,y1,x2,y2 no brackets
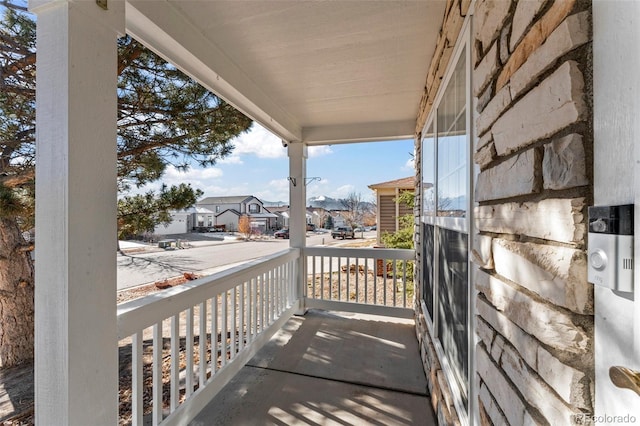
215,206,220,213
421,41,470,412
249,203,260,213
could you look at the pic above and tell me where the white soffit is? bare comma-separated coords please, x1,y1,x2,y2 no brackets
126,1,446,144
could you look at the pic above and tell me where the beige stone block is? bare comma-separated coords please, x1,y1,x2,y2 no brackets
501,345,582,425
474,141,496,169
476,316,496,349
538,347,592,410
472,233,494,269
475,149,541,202
474,0,513,52
479,382,508,426
475,269,590,355
476,296,538,368
499,22,511,65
490,334,506,362
475,198,587,245
461,0,472,16
477,343,527,425
497,0,577,90
474,42,499,97
476,82,512,137
493,61,587,156
543,133,588,190
510,0,547,51
492,239,592,314
510,11,591,100
476,131,493,151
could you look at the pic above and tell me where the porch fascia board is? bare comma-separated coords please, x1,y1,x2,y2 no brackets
302,119,416,145
125,1,301,143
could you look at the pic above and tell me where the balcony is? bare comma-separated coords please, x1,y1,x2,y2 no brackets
116,246,433,425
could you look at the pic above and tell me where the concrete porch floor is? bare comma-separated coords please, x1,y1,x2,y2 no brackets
190,309,436,425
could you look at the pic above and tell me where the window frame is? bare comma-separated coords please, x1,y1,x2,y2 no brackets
419,18,474,425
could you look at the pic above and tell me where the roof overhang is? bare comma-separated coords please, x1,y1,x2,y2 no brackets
125,0,446,145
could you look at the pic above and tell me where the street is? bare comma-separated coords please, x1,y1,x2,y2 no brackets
117,231,376,290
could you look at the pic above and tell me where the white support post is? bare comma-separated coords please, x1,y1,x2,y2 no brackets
288,142,307,312
30,0,124,424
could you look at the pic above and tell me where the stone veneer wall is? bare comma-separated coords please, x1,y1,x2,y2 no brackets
413,0,594,424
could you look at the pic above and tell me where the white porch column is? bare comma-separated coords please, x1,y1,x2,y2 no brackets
30,0,124,424
288,142,307,307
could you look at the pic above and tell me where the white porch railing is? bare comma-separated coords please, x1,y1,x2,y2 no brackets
117,248,301,426
115,246,415,425
304,247,415,318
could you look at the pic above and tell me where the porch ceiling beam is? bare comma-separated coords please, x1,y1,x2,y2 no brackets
302,119,416,145
125,1,302,142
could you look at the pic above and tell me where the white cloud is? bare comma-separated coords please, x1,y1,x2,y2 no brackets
402,157,415,171
217,155,243,165
254,178,289,202
331,184,355,199
230,123,285,159
308,145,333,157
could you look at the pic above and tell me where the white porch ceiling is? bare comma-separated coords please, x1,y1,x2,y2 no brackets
126,1,446,145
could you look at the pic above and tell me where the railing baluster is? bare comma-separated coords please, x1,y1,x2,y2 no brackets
403,260,408,308
383,259,387,306
260,274,265,332
279,265,284,314
152,322,163,426
221,291,228,367
346,256,350,301
186,307,194,397
393,260,397,307
320,255,324,299
364,258,369,304
337,256,341,301
267,270,273,324
211,295,218,374
198,301,207,387
240,281,245,351
132,331,143,426
355,257,359,303
252,278,258,339
170,314,179,412
231,287,237,358
312,255,317,300
328,255,332,300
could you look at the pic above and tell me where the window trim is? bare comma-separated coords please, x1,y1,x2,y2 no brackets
419,15,473,426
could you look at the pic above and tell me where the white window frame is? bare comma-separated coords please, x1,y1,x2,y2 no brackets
419,16,474,426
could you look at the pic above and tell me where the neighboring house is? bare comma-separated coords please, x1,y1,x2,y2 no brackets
265,206,290,230
197,195,277,233
306,207,329,229
153,209,193,235
368,177,417,242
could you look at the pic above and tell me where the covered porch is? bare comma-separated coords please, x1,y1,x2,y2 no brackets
30,1,447,424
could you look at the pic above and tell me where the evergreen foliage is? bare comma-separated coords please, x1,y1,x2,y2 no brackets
0,1,252,231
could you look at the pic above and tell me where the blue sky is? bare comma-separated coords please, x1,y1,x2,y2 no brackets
130,123,415,204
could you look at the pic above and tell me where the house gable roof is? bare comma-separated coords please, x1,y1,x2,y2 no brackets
368,177,415,190
198,195,260,205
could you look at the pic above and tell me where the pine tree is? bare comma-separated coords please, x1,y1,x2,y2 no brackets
0,1,252,367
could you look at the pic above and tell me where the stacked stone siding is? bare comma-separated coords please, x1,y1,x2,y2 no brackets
473,0,594,421
414,0,594,424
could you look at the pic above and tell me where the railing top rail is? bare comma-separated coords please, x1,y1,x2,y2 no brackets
304,246,415,260
117,248,300,339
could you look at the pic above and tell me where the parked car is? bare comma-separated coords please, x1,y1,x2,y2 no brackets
331,226,355,239
274,229,289,239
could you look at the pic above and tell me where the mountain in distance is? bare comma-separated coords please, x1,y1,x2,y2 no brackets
263,195,375,211
262,200,288,207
